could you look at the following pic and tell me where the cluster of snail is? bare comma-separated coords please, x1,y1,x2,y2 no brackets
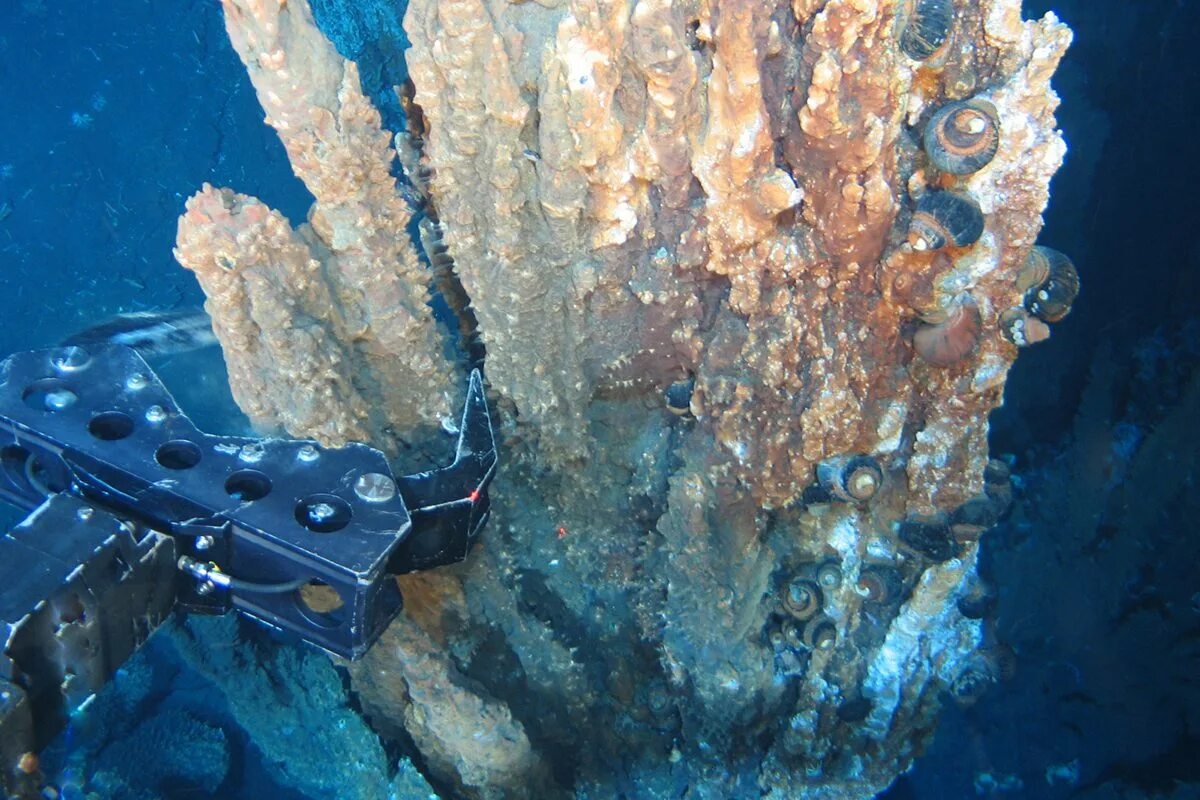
896,1,1079,367
766,565,840,675
767,558,909,673
905,95,997,369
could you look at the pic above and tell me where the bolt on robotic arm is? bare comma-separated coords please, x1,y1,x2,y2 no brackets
0,343,496,797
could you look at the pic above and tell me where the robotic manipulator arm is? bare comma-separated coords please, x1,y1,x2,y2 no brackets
0,344,496,797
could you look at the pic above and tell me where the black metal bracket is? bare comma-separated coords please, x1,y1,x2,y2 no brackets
1,492,177,798
0,344,495,661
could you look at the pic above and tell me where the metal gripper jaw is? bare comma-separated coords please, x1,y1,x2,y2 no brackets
0,344,497,660
391,369,496,573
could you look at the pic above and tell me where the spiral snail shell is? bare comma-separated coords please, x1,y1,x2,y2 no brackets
924,99,1000,175
957,578,997,620
816,455,884,503
856,565,903,605
898,0,954,61
816,561,844,591
782,578,824,621
908,191,985,251
1022,246,1079,323
801,615,838,651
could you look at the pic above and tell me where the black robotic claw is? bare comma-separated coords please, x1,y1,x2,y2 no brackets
0,344,497,793
0,344,496,660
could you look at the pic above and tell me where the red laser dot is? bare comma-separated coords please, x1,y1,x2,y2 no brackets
468,489,480,503
556,525,568,539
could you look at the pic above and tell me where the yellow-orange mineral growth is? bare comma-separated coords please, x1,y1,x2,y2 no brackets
175,0,457,451
176,0,1073,795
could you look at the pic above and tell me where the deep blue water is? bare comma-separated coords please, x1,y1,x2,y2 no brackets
1,0,1197,798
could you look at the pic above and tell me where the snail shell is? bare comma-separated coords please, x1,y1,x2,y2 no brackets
908,191,985,251
767,620,788,651
999,307,1051,347
913,295,982,367
924,99,1000,175
664,377,695,416
950,495,1005,544
817,455,884,503
781,618,806,650
801,615,838,651
782,578,824,621
1016,247,1051,292
856,565,903,605
950,656,998,706
898,517,961,562
1023,247,1080,322
18,751,39,776
984,458,1014,514
957,579,997,620
816,561,844,590
899,0,954,61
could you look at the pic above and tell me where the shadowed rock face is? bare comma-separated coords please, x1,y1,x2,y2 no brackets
175,0,1073,796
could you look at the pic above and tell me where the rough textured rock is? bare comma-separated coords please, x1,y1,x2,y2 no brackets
175,0,1073,796
349,573,543,799
176,0,458,459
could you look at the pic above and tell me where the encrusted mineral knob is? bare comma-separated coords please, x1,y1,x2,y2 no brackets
908,190,985,251
782,578,824,621
924,98,1001,175
816,455,884,503
898,0,954,61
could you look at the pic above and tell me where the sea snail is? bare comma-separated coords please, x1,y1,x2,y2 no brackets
898,517,961,562
816,455,884,503
908,191,985,251
1019,246,1080,322
999,307,1051,347
664,377,695,416
782,578,824,621
924,99,1000,175
857,565,903,605
898,0,954,61
801,616,837,651
913,295,982,367
816,561,844,591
